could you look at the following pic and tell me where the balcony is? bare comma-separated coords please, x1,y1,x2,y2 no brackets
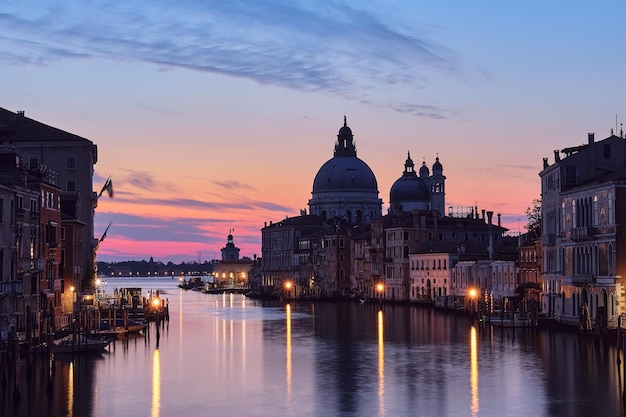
18,258,45,272
0,280,23,294
572,226,594,241
572,274,594,286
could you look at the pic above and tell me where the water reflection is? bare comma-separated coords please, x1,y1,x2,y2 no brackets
151,348,160,417
3,278,626,417
67,360,74,417
286,303,292,411
377,309,385,416
470,325,478,416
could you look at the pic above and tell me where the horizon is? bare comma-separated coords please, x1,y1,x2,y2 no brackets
3,2,625,263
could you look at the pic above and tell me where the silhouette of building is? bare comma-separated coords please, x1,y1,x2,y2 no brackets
540,131,626,328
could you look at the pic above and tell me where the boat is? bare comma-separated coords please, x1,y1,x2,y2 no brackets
487,312,537,328
98,318,147,334
52,334,111,353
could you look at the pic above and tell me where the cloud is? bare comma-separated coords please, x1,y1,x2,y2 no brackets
0,1,460,118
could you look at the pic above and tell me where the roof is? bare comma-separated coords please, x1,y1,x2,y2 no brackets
0,108,92,144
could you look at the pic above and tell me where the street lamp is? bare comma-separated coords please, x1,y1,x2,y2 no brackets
376,283,384,308
285,281,293,300
468,288,478,321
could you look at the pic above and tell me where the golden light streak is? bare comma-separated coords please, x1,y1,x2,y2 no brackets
67,360,74,417
470,326,479,416
377,309,385,415
151,348,161,417
286,303,292,406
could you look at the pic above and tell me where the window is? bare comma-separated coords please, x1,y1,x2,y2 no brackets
28,156,39,169
0,198,3,223
67,179,76,193
67,156,76,169
339,238,345,248
30,198,38,213
61,227,66,241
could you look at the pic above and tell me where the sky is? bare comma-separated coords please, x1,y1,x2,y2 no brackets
2,1,626,263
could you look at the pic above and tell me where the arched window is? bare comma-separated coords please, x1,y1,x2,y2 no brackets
593,196,598,225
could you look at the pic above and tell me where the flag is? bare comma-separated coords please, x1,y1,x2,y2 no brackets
99,176,114,198
100,222,113,243
106,178,114,198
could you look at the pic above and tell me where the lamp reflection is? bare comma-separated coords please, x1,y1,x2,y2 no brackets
286,303,292,406
67,360,74,417
470,325,479,416
377,309,385,415
152,348,161,417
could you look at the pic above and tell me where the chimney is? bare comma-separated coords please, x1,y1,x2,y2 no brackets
497,213,501,227
588,132,596,170
481,209,486,221
486,211,493,225
17,110,25,117
554,150,560,162
543,157,549,169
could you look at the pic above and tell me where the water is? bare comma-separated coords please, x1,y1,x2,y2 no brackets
2,277,624,417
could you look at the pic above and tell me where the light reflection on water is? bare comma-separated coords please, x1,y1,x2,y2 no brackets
2,277,625,417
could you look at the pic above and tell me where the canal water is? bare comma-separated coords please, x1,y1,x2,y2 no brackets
2,277,624,417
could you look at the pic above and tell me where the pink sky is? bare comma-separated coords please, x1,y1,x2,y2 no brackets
3,2,625,262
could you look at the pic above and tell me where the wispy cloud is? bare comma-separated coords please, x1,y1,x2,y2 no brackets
0,1,460,118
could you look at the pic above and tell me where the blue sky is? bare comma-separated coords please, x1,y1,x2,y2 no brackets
2,1,626,262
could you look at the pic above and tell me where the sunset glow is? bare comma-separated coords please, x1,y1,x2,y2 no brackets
2,2,625,262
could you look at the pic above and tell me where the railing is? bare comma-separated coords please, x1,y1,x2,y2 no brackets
572,274,594,286
572,226,594,241
18,258,45,271
0,280,23,294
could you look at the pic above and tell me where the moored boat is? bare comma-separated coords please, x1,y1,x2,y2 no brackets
52,334,111,354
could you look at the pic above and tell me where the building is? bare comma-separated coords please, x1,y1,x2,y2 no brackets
0,108,98,300
214,232,253,288
308,116,382,225
389,152,446,216
261,117,512,302
0,151,63,339
539,131,626,328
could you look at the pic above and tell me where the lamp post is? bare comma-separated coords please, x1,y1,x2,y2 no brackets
468,288,477,322
376,283,384,308
285,281,293,300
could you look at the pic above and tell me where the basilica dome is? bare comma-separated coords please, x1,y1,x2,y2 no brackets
312,156,378,193
309,117,382,224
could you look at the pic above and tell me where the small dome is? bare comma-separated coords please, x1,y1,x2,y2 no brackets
390,152,430,204
432,156,443,173
419,160,430,178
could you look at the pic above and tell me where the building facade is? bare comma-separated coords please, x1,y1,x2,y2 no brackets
540,132,626,328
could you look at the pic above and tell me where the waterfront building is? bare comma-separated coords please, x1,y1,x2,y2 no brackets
0,151,63,336
261,215,327,295
0,108,98,299
214,232,253,288
261,117,513,302
539,131,626,328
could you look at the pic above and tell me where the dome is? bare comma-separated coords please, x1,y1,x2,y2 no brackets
309,117,382,224
312,157,378,193
432,156,443,174
419,160,430,178
390,152,430,204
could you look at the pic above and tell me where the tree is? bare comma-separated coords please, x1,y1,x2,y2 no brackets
525,198,541,240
